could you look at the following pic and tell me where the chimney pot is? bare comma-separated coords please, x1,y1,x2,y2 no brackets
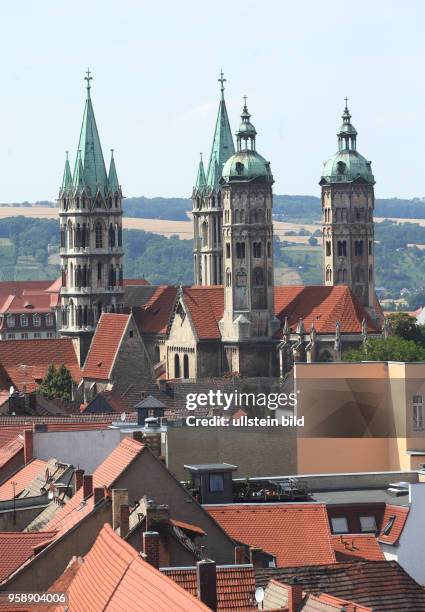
143,531,160,568
82,474,93,500
74,469,85,493
23,429,33,465
196,559,217,612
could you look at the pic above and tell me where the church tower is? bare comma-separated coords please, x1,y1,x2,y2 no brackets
219,100,279,376
192,72,234,285
320,101,375,313
59,71,124,364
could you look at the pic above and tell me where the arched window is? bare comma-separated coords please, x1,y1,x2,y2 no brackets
253,242,262,258
369,265,373,282
109,223,115,247
226,243,231,258
236,242,246,258
75,224,81,248
326,267,332,282
252,267,264,286
226,269,232,287
95,222,103,248
174,354,180,378
97,262,102,286
326,241,331,256
67,221,73,248
236,269,247,287
118,225,122,246
202,222,208,248
183,354,189,379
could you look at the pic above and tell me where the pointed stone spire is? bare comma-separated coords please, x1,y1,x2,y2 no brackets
74,69,108,196
73,150,85,191
61,152,72,194
206,71,235,189
108,149,120,193
195,153,206,191
296,318,306,335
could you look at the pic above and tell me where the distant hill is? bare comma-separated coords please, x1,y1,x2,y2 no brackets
3,195,425,223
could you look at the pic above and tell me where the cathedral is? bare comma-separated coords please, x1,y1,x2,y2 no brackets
58,73,384,381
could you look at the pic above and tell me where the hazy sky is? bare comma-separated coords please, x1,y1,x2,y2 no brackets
1,0,425,202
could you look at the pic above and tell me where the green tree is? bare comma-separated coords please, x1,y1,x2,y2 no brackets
38,364,74,400
386,312,425,344
343,336,425,362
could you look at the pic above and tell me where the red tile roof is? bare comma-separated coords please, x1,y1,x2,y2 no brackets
378,504,409,545
0,531,57,584
45,438,144,532
51,523,209,611
123,278,150,286
134,286,178,334
205,503,336,568
0,339,81,392
331,534,385,562
83,313,130,380
176,285,379,340
0,459,47,500
0,436,24,470
162,565,257,611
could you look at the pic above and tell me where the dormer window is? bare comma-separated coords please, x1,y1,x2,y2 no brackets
7,315,15,328
46,314,54,327
33,314,41,327
20,315,28,327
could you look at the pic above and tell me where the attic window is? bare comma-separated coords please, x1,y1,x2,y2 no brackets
235,162,244,175
129,330,134,338
360,515,377,533
337,161,346,174
382,515,396,536
331,516,348,534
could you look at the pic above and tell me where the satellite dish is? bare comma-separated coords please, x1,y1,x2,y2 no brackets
255,587,264,604
120,412,126,422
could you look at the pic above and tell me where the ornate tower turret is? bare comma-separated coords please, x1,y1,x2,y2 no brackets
192,72,235,285
320,100,375,313
219,100,279,376
59,71,124,364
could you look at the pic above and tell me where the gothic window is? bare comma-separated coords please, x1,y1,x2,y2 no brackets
211,196,216,208
267,242,271,258
355,240,363,256
174,354,180,379
253,242,262,258
183,354,189,379
81,224,87,248
108,197,112,209
96,196,102,209
119,266,123,286
226,269,232,287
267,268,272,284
369,265,373,282
97,262,102,284
226,243,231,258
75,224,81,248
253,267,265,286
326,241,331,256
60,225,66,248
326,267,332,282
369,240,372,255
109,223,115,247
236,269,247,287
76,197,80,209
337,240,347,257
355,267,364,282
82,195,86,208
236,242,246,258
115,195,119,208
118,225,122,246
95,222,103,248
202,222,208,248
67,221,73,248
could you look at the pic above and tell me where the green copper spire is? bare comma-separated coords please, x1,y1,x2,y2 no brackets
108,149,120,193
73,150,85,191
206,71,235,189
195,153,206,191
73,69,108,195
61,151,72,193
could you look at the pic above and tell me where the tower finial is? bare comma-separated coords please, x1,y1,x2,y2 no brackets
110,148,114,158
243,95,248,109
85,68,93,98
218,70,226,100
344,96,349,109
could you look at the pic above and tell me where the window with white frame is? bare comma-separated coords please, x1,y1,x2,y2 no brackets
7,333,15,339
45,314,54,327
20,315,28,327
47,332,55,338
360,515,377,533
34,332,41,338
413,395,424,431
7,315,15,328
33,314,41,327
330,517,348,534
21,332,28,339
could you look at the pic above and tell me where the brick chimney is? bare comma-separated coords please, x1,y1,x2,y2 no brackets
93,487,104,505
120,504,130,536
287,577,304,612
74,469,85,493
23,429,33,464
142,531,160,568
82,474,93,500
196,559,217,612
112,489,129,531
